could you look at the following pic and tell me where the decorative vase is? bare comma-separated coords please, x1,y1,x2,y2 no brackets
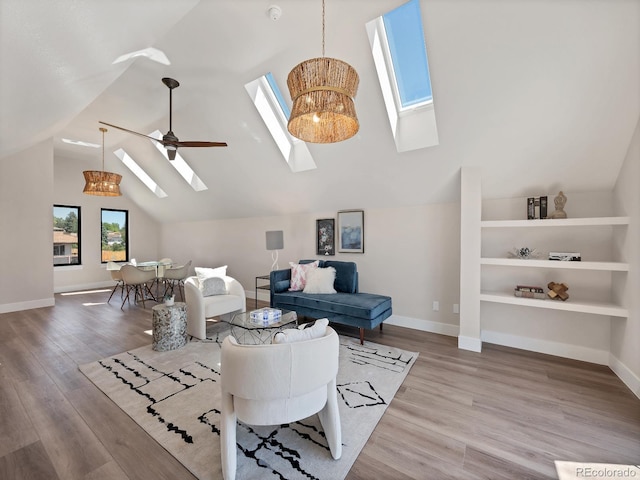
164,296,175,306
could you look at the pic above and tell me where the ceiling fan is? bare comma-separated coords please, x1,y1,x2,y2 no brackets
99,77,227,160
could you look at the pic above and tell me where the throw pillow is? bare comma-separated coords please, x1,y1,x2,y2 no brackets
195,265,227,285
303,267,337,294
272,318,329,344
288,260,319,291
199,276,228,297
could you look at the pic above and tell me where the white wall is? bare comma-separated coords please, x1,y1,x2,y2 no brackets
612,118,640,397
159,203,461,335
52,155,162,293
0,140,54,312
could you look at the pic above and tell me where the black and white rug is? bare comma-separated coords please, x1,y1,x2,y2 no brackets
80,328,418,480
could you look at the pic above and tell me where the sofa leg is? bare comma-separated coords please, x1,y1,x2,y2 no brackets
359,328,364,345
380,323,383,332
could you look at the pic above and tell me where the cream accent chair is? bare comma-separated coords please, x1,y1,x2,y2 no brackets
220,325,342,480
184,275,246,339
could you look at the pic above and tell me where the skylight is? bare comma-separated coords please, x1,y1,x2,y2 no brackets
265,72,291,118
366,0,439,152
112,47,171,66
245,73,316,173
149,130,208,191
114,148,168,198
383,0,433,109
62,138,100,148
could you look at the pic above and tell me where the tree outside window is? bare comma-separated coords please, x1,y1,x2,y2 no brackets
101,208,129,263
53,205,81,266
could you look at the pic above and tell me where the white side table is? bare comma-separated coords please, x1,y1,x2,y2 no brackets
152,302,187,351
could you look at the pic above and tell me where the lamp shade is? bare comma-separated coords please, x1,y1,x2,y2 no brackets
82,170,122,196
266,231,284,250
287,57,359,143
83,127,122,196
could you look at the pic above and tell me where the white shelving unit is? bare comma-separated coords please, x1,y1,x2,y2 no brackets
458,168,631,356
479,216,630,318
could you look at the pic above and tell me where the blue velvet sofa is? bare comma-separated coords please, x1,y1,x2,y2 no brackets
269,260,392,344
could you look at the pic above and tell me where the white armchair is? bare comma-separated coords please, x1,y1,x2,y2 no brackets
220,325,342,480
184,275,246,339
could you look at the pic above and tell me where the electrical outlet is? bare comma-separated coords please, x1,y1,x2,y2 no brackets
432,301,439,312
453,303,460,314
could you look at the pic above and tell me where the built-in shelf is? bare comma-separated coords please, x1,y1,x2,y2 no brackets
480,258,629,271
480,291,629,317
478,215,629,319
481,216,630,228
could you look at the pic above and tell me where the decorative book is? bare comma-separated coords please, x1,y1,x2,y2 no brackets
250,307,282,326
514,290,546,299
549,252,581,261
514,285,546,299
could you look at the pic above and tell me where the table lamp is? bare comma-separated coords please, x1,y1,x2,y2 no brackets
265,230,284,271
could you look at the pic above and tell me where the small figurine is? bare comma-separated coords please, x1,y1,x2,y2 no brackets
547,282,569,301
550,191,567,219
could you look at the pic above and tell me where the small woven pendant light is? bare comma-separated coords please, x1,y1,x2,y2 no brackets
83,127,122,196
287,0,359,143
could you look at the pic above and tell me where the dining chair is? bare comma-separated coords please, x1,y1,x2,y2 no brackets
120,264,157,309
106,261,125,303
162,260,192,302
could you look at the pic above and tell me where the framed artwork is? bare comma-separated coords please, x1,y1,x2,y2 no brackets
337,210,364,253
316,218,335,256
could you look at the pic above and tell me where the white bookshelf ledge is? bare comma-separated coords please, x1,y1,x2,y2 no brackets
480,291,628,317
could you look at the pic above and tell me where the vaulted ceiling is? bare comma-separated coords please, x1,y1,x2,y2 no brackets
2,0,638,223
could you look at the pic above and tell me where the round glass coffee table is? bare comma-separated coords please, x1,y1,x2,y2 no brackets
226,309,298,344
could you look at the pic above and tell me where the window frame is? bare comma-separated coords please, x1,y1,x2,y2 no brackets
100,208,129,264
53,204,81,267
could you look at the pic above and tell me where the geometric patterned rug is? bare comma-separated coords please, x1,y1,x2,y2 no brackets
80,326,418,480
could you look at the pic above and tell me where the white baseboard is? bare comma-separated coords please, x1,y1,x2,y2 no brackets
0,297,55,314
481,330,609,365
458,335,482,352
54,281,114,294
385,314,459,337
609,353,640,400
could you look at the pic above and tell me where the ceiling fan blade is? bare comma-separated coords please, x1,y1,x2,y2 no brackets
175,141,228,148
99,121,163,144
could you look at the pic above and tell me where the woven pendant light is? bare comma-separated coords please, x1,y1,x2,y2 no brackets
83,127,122,196
287,0,359,143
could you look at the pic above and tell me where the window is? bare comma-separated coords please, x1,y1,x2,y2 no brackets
245,73,316,172
101,208,129,263
366,0,439,152
114,148,168,198
382,0,433,109
53,205,81,266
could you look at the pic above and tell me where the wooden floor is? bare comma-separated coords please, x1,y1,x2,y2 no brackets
1,289,638,479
